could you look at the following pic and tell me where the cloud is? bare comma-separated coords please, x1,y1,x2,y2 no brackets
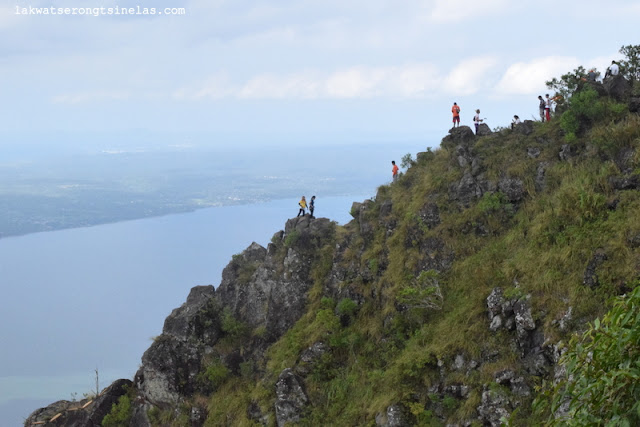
494,56,580,95
427,0,510,23
443,56,498,96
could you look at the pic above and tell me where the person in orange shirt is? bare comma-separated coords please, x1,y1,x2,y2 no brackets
451,102,461,127
392,160,399,181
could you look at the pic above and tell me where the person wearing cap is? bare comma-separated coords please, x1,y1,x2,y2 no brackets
511,115,521,129
473,109,483,135
605,60,619,79
451,102,461,128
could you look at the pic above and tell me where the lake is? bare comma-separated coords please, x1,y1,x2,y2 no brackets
0,194,368,426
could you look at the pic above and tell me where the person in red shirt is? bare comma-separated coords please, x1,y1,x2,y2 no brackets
451,102,461,127
392,160,399,181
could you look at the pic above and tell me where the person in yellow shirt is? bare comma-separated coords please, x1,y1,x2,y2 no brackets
297,196,307,217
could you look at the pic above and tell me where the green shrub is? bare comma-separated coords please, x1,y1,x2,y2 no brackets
336,298,358,318
284,229,301,247
537,285,640,425
102,394,132,426
200,360,230,389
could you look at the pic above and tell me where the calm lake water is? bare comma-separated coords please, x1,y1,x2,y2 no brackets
0,195,367,426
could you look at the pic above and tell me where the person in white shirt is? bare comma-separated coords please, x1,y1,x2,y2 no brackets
473,109,483,135
606,60,620,78
511,115,521,129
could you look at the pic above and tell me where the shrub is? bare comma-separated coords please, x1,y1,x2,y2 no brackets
538,285,640,425
336,298,358,318
102,393,132,426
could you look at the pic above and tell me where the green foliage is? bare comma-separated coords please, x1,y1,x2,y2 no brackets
477,191,510,214
396,270,443,310
546,66,587,100
284,229,301,247
102,393,132,426
619,44,640,82
401,153,414,169
537,285,640,426
199,360,230,389
336,298,358,318
559,88,627,141
221,308,249,339
316,308,341,333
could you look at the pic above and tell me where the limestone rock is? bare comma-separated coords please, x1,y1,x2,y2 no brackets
477,386,511,427
603,74,631,101
498,177,525,202
24,379,132,427
375,404,413,427
476,123,493,136
583,248,607,288
275,368,309,426
514,120,535,135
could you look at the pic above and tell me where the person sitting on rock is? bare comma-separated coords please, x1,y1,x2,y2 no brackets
605,60,619,79
511,115,521,129
587,68,598,82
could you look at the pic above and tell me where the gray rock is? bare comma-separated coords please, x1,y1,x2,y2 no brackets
441,126,476,151
498,177,525,202
513,298,535,342
275,369,309,427
163,285,216,341
375,404,413,427
535,162,549,192
514,120,535,135
489,315,503,331
477,387,511,427
630,96,640,113
419,202,441,229
486,288,504,319
494,369,515,385
24,379,133,427
527,147,541,158
450,171,483,206
295,342,330,376
476,123,493,136
603,74,631,101
609,174,640,190
559,144,575,161
583,248,607,288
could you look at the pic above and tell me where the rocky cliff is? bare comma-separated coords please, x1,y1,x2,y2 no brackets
26,75,640,426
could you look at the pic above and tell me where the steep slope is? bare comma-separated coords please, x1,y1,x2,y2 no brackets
26,76,640,426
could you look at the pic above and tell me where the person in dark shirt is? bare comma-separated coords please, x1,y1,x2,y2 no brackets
309,196,316,218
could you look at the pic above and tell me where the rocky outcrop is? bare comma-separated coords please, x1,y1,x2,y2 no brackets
275,369,309,427
603,74,631,101
583,248,607,288
476,123,493,136
514,120,535,135
25,379,132,427
375,404,414,427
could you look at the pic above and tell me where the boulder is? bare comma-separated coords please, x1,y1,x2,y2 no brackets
514,120,535,135
629,97,640,113
419,202,441,229
603,74,631,101
498,177,525,202
476,123,493,136
375,404,414,427
275,369,309,426
441,126,475,151
583,249,607,288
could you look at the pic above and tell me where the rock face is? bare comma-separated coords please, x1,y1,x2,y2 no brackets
603,74,631,101
274,369,309,427
476,123,493,136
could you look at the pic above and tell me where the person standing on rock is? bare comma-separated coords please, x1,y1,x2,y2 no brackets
538,95,546,122
392,160,399,181
309,196,316,218
473,109,483,135
297,196,307,217
545,94,552,122
451,102,461,128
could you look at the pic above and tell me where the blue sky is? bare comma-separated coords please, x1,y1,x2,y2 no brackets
1,0,639,147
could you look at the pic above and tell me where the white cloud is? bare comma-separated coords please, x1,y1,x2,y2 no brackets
494,56,580,95
427,0,510,23
443,56,499,96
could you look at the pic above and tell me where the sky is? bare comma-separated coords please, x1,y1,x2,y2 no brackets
1,1,639,148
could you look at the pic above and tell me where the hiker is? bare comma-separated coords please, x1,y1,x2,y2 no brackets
392,160,399,181
545,94,552,122
538,95,546,122
587,68,598,82
605,60,619,79
297,196,307,217
309,196,316,218
511,115,521,129
451,102,461,127
473,109,483,134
